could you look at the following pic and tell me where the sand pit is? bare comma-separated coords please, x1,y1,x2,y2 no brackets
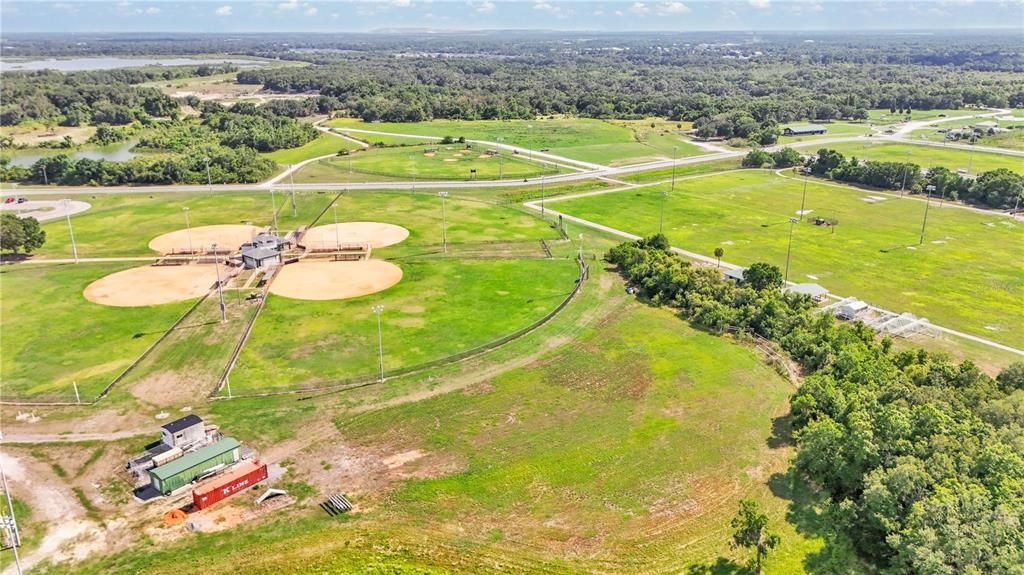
302,222,409,249
443,158,458,162
149,224,262,254
85,264,229,307
270,260,402,301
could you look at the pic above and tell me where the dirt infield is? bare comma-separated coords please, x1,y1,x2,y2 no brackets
148,224,262,254
269,260,403,301
302,222,409,249
84,264,229,307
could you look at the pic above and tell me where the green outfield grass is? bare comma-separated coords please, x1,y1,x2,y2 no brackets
553,169,1024,348
31,191,336,258
0,263,198,400
820,141,1024,175
777,121,873,145
866,108,971,123
58,298,853,575
262,133,362,165
229,258,578,392
310,144,562,181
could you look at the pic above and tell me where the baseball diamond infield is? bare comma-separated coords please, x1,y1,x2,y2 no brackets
269,260,403,300
84,264,230,307
302,222,410,249
149,224,263,254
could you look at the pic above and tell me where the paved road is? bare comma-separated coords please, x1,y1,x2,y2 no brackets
0,199,91,222
0,430,150,444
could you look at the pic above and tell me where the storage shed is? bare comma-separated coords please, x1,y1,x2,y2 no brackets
150,437,241,495
785,283,830,301
723,267,748,283
160,414,205,449
783,124,827,136
837,300,869,320
241,246,282,269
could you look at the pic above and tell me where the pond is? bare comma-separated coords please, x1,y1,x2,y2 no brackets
0,57,266,72
2,140,140,167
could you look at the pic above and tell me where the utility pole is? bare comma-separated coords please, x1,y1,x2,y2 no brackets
212,242,227,323
919,184,935,245
372,304,385,382
0,461,24,575
439,191,448,253
660,191,669,234
784,217,798,284
205,157,212,192
332,203,340,250
578,233,584,262
183,207,193,254
63,199,79,263
289,166,297,218
540,174,546,217
671,145,678,192
799,174,809,220
899,149,912,198
270,188,278,233
73,381,81,404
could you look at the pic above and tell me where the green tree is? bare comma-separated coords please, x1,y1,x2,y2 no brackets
742,149,774,168
714,246,725,268
996,362,1024,393
0,213,46,254
743,262,783,291
731,499,780,575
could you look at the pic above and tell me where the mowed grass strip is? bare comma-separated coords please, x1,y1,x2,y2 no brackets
821,141,1023,175
554,169,1024,348
230,258,578,391
262,133,362,165
0,263,198,399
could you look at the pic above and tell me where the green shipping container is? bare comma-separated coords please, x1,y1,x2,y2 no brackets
150,437,241,495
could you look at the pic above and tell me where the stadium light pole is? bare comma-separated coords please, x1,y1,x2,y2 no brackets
0,461,23,575
62,199,79,263
919,184,936,245
439,191,449,253
289,166,297,218
899,149,912,198
496,136,504,180
578,233,584,262
528,124,533,161
182,207,193,254
204,157,212,192
540,174,546,216
671,145,678,192
659,191,669,234
270,188,279,233
212,242,227,323
784,217,798,284
332,203,340,250
372,304,385,382
799,173,809,221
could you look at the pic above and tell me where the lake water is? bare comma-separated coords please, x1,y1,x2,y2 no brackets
1,57,266,72
2,141,139,167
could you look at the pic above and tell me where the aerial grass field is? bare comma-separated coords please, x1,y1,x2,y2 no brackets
817,141,1024,174
866,108,969,123
30,191,336,258
231,258,578,392
777,121,873,145
57,300,853,575
262,133,362,165
907,117,1024,146
295,144,563,182
0,263,198,400
553,169,1024,348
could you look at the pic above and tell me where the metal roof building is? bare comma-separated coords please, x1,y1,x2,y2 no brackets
241,246,282,269
160,414,205,448
149,437,241,495
783,124,827,136
785,283,830,301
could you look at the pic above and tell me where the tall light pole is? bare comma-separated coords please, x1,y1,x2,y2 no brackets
270,188,278,233
182,207,193,254
0,461,23,575
799,173,809,221
439,191,449,253
659,191,669,234
204,157,212,192
671,145,678,192
578,233,584,262
899,149,912,198
784,217,798,284
211,242,227,323
540,174,546,216
372,304,385,382
62,199,79,263
496,136,504,180
332,203,340,250
919,184,936,245
289,166,297,218
527,124,533,162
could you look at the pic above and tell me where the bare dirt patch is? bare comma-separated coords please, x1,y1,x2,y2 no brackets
129,370,210,406
302,221,410,249
270,260,402,301
148,224,262,254
84,263,229,307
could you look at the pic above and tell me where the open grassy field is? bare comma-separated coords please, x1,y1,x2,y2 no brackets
0,263,198,400
54,296,854,574
294,144,563,182
552,169,1024,348
866,108,970,123
29,191,336,258
777,121,873,145
907,117,1024,146
231,258,578,392
262,133,362,165
820,141,1024,175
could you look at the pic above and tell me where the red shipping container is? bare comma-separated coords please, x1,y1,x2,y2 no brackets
192,460,268,510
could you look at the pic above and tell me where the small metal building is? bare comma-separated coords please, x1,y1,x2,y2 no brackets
241,246,282,269
785,283,830,301
160,414,205,449
149,437,241,495
723,267,747,283
783,124,827,136
837,300,869,320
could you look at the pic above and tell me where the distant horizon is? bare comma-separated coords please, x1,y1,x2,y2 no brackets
1,1,1021,34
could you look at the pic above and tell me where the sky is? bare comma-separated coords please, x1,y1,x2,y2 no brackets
1,0,1022,33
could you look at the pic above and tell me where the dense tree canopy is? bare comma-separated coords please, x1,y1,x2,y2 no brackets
0,213,46,254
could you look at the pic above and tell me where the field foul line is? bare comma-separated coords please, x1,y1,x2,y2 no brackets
525,201,1024,359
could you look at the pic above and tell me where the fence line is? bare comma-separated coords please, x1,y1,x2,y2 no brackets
210,258,588,400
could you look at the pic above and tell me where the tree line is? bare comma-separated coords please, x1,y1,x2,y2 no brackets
606,236,1024,575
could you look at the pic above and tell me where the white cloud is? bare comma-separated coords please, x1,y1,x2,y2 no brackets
614,9,623,16
390,0,413,6
53,2,80,12
659,1,689,14
305,6,318,15
473,0,496,13
533,0,561,14
593,9,604,15
277,0,299,11
215,5,233,16
749,0,771,8
630,2,649,15
145,6,161,14
330,12,339,18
